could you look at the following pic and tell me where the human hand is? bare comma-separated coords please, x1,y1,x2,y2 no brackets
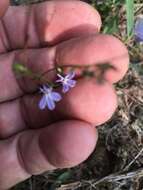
0,0,129,189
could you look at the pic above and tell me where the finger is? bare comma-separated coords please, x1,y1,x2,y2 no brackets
0,0,9,18
0,79,117,139
0,34,129,102
0,0,101,52
22,79,117,128
56,34,129,83
0,99,26,139
0,120,97,190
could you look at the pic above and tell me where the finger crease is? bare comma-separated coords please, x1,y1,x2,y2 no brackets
38,133,56,169
17,136,31,176
24,6,33,48
20,97,31,129
0,18,12,50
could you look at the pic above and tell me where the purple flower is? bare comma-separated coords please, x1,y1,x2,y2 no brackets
56,71,76,93
39,85,62,110
134,16,143,42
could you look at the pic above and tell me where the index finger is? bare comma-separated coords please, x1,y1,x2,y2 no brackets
0,1,101,52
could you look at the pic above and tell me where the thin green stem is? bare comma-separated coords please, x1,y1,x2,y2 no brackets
13,62,116,88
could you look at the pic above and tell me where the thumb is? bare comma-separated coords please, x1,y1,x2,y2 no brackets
0,120,97,190
0,0,9,18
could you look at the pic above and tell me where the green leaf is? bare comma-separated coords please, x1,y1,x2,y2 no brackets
126,0,134,37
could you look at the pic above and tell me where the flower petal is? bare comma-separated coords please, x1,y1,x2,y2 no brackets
46,96,56,110
67,80,76,87
51,92,62,102
63,84,70,93
39,95,47,110
56,79,63,83
57,74,64,80
39,87,45,94
66,71,75,79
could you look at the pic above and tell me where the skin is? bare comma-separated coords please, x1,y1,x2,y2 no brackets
0,0,9,17
0,0,129,189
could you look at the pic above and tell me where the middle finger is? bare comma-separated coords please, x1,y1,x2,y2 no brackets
0,78,117,139
0,34,129,102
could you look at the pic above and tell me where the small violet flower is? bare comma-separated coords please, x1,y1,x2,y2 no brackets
134,16,143,42
56,71,77,93
39,85,62,110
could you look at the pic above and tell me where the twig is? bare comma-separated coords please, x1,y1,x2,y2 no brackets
123,147,143,172
57,168,143,190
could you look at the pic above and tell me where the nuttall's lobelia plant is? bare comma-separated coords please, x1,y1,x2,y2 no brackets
13,62,116,111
